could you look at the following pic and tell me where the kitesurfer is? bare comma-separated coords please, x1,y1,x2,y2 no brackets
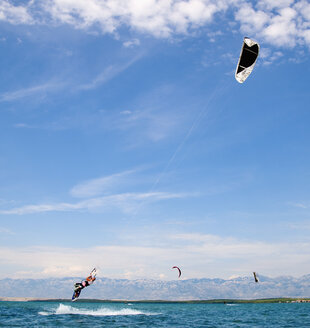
74,274,96,291
253,272,259,283
72,268,97,300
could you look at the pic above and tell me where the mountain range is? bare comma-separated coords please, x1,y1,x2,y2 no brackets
1,275,310,300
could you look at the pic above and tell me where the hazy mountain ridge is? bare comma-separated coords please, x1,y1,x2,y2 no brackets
1,275,310,300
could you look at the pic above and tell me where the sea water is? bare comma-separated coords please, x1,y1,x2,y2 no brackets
1,301,310,327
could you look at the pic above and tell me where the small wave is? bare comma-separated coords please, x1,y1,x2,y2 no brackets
226,304,239,306
39,304,155,316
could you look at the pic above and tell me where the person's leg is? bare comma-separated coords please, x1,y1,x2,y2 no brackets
74,283,83,290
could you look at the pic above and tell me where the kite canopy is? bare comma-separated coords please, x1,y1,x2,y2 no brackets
172,266,181,278
235,37,260,83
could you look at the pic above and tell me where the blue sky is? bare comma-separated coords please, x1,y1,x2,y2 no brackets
0,0,310,280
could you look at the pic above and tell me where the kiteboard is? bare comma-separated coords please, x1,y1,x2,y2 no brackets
72,288,81,302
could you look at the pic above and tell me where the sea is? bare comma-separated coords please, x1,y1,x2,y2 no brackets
1,301,310,327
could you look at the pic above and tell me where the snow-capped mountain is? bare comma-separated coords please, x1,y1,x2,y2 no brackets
1,275,310,300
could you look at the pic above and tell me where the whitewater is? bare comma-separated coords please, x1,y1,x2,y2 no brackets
1,300,310,327
38,303,156,316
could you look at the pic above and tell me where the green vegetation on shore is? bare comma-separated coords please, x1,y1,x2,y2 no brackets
75,298,310,304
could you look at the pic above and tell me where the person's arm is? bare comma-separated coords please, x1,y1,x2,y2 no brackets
88,277,96,285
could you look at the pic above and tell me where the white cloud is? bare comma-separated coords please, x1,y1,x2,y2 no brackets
262,7,298,47
236,1,310,48
0,0,33,24
296,0,310,21
235,4,270,35
1,0,310,49
40,0,236,38
1,233,310,279
0,191,187,215
123,38,140,47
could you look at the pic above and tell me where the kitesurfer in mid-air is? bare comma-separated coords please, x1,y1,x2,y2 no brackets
72,268,97,301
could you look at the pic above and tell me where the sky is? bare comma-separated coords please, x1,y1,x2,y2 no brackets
0,0,310,281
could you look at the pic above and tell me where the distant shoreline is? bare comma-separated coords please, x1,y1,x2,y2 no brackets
1,297,310,303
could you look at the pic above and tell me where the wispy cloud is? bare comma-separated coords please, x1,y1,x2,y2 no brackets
118,109,181,143
0,81,65,102
288,202,309,209
0,191,187,215
13,123,35,129
0,54,141,104
0,227,14,235
112,83,191,145
70,169,140,198
288,221,310,230
260,48,284,65
77,54,143,90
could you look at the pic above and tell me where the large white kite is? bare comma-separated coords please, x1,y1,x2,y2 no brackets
235,37,260,83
